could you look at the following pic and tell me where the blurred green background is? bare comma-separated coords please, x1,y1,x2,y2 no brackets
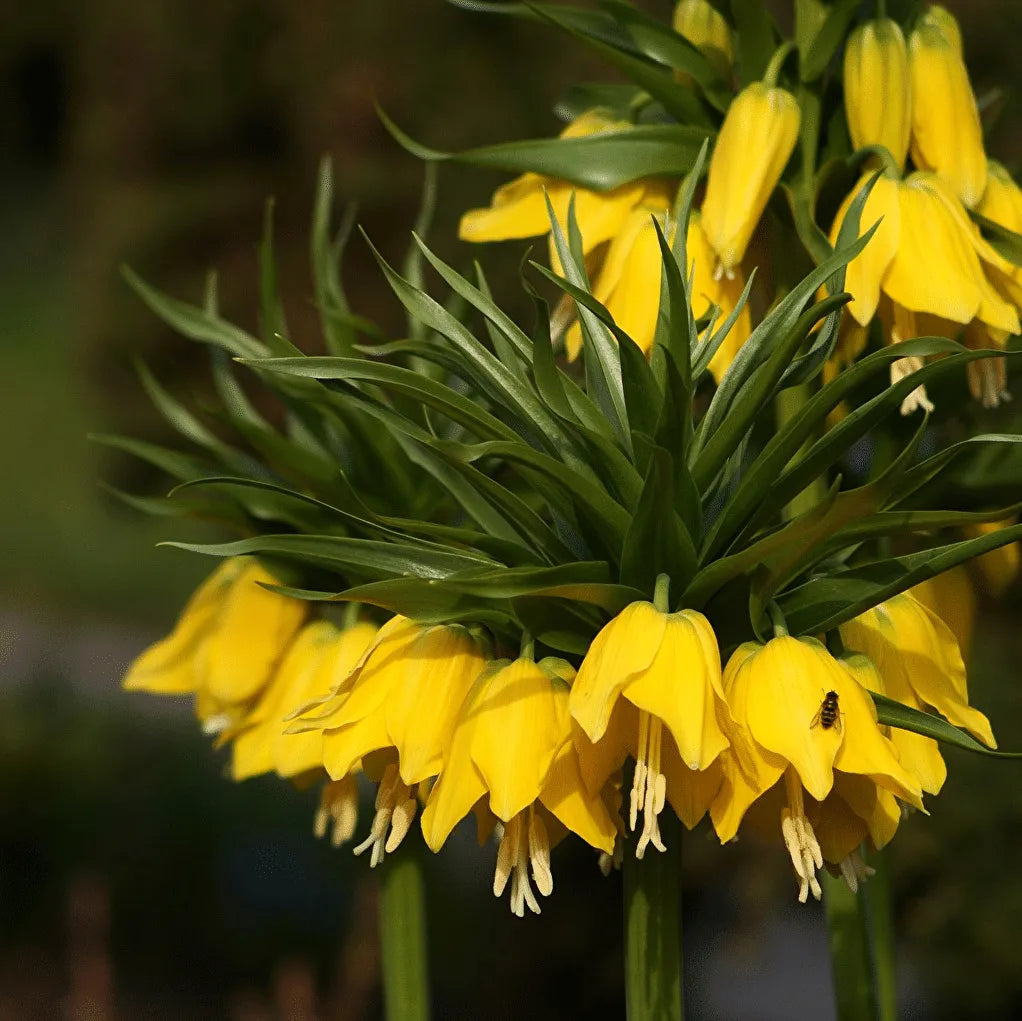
2,1,1022,1017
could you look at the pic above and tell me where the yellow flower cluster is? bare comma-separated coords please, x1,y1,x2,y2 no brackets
125,557,996,911
458,2,804,384
833,5,1021,410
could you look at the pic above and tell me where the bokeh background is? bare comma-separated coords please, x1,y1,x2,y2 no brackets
3,1,1022,1017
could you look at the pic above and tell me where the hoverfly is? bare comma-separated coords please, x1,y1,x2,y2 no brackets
810,690,842,733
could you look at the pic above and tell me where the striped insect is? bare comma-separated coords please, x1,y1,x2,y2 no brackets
810,690,842,733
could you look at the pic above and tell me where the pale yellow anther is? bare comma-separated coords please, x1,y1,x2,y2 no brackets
493,808,554,917
352,764,416,868
781,770,824,903
839,849,876,894
633,713,668,859
314,777,359,848
890,356,934,415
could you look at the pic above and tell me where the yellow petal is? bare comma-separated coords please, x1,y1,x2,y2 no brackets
910,567,975,659
830,173,901,326
836,774,903,851
736,637,842,802
909,8,987,208
471,660,570,822
672,0,733,72
661,734,724,830
321,711,390,781
386,626,487,785
122,559,238,694
570,601,667,742
811,787,868,864
573,704,631,798
539,741,616,853
844,18,912,170
967,519,1021,598
710,748,784,843
201,560,307,705
621,609,728,771
701,82,801,274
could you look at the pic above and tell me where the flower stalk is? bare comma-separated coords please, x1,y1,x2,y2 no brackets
379,849,431,1021
822,869,877,1021
623,808,684,1021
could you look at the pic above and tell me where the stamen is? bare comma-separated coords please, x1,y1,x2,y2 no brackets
352,764,417,867
493,808,554,917
781,769,823,903
839,849,876,894
314,776,359,848
890,357,934,416
598,833,625,877
202,714,232,736
633,714,668,859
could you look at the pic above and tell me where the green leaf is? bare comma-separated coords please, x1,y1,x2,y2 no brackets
258,198,290,350
89,433,217,482
620,447,698,594
799,0,859,82
122,267,265,359
381,109,711,192
162,534,498,581
970,209,1022,267
311,157,358,356
730,0,776,84
872,693,1020,758
402,165,440,345
778,522,1022,635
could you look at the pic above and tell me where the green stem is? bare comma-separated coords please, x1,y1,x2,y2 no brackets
379,851,431,1021
623,813,684,1021
763,41,796,87
822,870,877,1021
862,849,898,1021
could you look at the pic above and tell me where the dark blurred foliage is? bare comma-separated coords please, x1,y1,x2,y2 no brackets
2,1,1022,1017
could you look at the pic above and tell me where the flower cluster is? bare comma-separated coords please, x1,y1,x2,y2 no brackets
126,560,994,910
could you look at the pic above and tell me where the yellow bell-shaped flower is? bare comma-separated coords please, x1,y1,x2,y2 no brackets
910,567,976,659
228,618,378,782
839,592,996,794
570,600,728,856
843,18,912,169
700,81,801,277
421,656,617,916
977,161,1022,308
672,0,733,77
123,557,307,727
710,637,922,902
909,5,987,208
564,184,675,361
459,110,648,255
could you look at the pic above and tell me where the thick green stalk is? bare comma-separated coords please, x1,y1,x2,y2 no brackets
622,812,684,1021
379,851,431,1021
822,870,877,1021
862,850,898,1021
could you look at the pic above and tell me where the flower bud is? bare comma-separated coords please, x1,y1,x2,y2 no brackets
700,82,800,276
909,5,987,208
843,18,911,169
672,0,733,77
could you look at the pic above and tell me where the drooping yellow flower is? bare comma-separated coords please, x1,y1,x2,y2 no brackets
700,81,800,277
296,616,489,866
710,637,922,902
123,557,307,730
672,0,733,76
977,161,1022,308
459,110,649,255
839,593,996,795
564,183,675,360
565,208,751,383
830,170,1019,411
228,619,379,782
570,600,728,856
844,18,912,169
967,518,1021,597
421,656,617,916
909,6,987,208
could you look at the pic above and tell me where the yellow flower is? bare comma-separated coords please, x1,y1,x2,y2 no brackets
228,619,378,782
570,601,728,856
123,557,307,729
830,171,1019,411
909,5,987,208
565,208,751,383
977,161,1022,308
843,18,912,169
672,0,733,76
421,656,617,916
700,81,800,277
459,110,648,256
564,184,676,360
298,616,489,866
710,637,922,902
839,593,996,795
910,567,976,659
